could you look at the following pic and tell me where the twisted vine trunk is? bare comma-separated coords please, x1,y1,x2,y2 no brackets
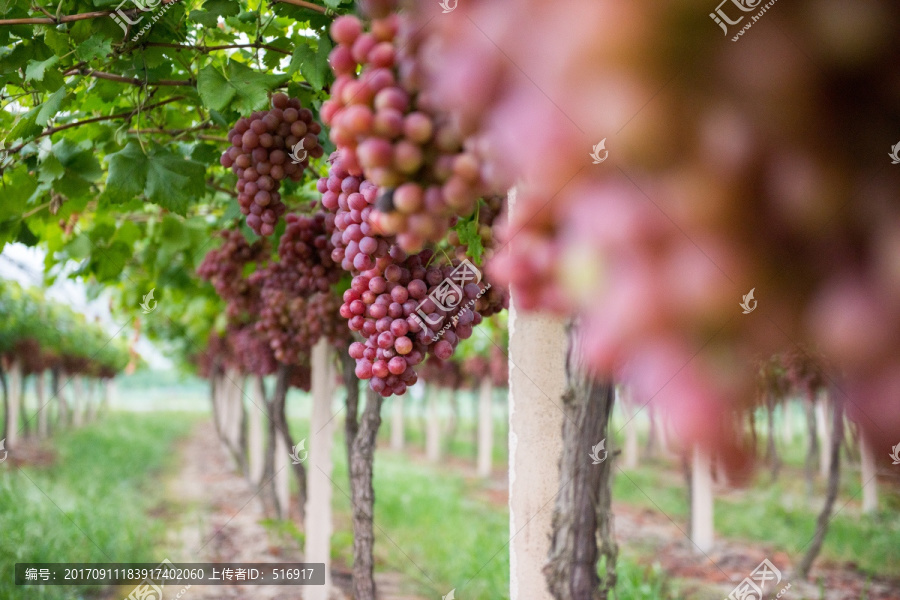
797,391,843,579
272,363,306,522
545,326,618,600
342,351,359,467
349,388,383,600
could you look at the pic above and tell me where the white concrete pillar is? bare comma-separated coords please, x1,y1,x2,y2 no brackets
305,339,336,600
102,379,116,413
620,386,639,470
36,371,48,438
816,395,831,479
859,427,878,514
426,385,442,462
691,446,714,553
6,359,22,448
85,379,97,422
782,400,793,447
507,301,567,600
226,369,244,455
477,376,494,478
249,378,265,484
274,431,290,520
71,375,84,427
390,394,405,451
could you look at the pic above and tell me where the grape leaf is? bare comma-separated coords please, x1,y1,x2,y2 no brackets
457,218,484,264
24,55,58,82
75,37,113,61
289,44,324,90
35,86,66,126
315,37,333,89
104,142,206,215
198,60,289,113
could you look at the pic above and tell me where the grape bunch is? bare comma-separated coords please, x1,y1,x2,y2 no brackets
319,150,507,396
196,229,270,322
320,13,489,252
319,152,394,273
228,325,279,377
255,208,349,364
220,93,325,236
257,287,347,364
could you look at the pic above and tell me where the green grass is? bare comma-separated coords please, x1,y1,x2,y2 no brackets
613,456,900,578
0,412,197,600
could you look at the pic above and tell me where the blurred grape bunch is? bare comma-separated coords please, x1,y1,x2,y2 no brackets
418,0,900,461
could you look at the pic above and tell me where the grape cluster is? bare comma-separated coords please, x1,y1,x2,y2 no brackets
196,229,270,322
319,153,505,396
255,209,349,364
220,93,325,236
228,325,279,377
321,13,489,252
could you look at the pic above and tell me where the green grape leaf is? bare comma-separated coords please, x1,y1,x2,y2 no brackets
457,218,484,264
289,43,326,90
24,55,58,82
104,142,206,215
35,85,66,126
198,60,289,113
75,36,113,61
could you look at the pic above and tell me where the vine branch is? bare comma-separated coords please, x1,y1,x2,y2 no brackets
4,96,186,155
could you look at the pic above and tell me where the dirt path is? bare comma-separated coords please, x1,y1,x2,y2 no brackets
149,420,424,600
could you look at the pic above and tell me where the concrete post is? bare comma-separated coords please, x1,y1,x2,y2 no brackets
816,394,831,479
390,394,405,451
859,427,878,514
620,386,639,470
6,359,22,448
72,375,83,427
507,299,567,600
249,377,265,484
36,371,48,438
477,376,494,478
691,446,714,553
305,339,336,600
426,385,442,462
